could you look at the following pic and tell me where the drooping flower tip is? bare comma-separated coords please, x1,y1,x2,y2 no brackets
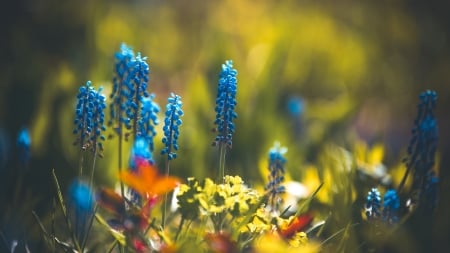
161,93,184,160
213,60,238,148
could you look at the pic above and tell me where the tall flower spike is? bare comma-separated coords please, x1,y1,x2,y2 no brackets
161,93,184,160
365,188,381,221
73,81,107,156
265,142,287,214
382,189,400,224
137,94,160,152
126,53,150,136
213,60,238,148
109,43,135,132
401,90,439,212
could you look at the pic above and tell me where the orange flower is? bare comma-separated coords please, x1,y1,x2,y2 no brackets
279,213,313,238
119,160,180,198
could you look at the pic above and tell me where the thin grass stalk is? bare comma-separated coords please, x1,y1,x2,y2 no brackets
51,169,82,253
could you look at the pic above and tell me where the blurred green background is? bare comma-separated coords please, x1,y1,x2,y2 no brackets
1,0,449,252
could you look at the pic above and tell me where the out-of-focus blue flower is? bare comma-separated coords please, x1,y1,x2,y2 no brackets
365,188,381,221
73,81,107,156
137,94,160,152
16,127,31,164
213,60,238,148
287,96,304,117
265,142,287,213
403,90,439,212
129,137,153,168
69,179,94,212
382,189,400,224
128,137,153,204
161,93,184,160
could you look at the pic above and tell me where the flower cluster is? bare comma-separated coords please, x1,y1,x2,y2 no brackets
402,90,439,213
161,93,184,160
73,80,107,155
265,142,287,214
365,188,399,224
213,60,238,148
137,94,160,152
109,43,157,142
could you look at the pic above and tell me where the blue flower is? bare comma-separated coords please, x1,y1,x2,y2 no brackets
161,93,184,160
286,96,304,117
128,137,153,204
125,53,150,130
402,90,439,212
69,179,94,212
213,60,238,148
109,44,153,141
365,188,381,221
16,127,31,164
109,43,135,131
129,137,153,168
265,142,287,213
73,81,107,156
137,94,160,152
382,189,400,224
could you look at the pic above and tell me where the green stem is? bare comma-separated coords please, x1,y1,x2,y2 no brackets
79,153,84,177
162,157,170,228
175,217,185,242
118,134,127,253
218,143,227,183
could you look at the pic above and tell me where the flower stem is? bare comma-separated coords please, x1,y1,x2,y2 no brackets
218,143,227,183
162,157,170,228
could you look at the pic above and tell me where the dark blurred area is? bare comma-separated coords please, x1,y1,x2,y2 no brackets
1,0,449,252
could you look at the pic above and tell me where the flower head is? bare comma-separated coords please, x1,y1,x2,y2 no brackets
69,179,94,212
125,53,150,131
265,142,287,214
109,44,153,140
73,81,107,156
16,127,31,164
137,94,160,152
109,43,135,130
161,93,184,160
119,159,180,198
365,188,381,221
212,60,238,148
403,90,439,212
382,189,400,224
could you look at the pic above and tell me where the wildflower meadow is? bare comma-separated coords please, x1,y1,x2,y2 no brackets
1,1,449,253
